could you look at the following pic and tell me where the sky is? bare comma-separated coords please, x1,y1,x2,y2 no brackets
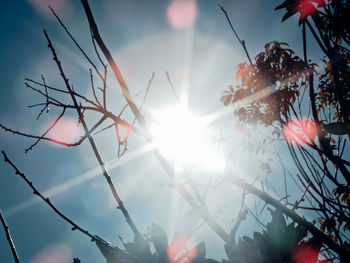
0,0,325,262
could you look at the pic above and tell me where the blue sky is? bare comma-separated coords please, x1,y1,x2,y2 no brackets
0,1,323,262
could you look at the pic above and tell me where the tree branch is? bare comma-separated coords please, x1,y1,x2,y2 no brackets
0,209,19,263
43,29,141,237
218,5,253,66
227,176,349,259
80,0,230,243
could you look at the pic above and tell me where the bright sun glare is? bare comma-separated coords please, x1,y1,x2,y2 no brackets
150,105,226,173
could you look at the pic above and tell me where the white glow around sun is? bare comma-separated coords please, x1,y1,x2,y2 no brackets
150,105,226,173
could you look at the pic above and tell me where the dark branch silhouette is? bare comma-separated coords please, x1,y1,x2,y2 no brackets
0,210,19,263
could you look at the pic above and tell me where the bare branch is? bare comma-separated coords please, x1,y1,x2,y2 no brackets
89,68,102,107
43,29,141,237
227,176,349,259
218,5,253,66
81,0,231,243
25,78,100,108
0,210,19,263
25,107,66,153
2,151,104,243
48,6,104,80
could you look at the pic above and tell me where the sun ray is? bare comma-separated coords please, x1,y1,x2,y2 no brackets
4,141,156,217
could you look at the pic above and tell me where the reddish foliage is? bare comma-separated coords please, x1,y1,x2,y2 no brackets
297,0,325,20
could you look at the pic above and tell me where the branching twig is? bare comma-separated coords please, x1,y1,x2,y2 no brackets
48,6,104,80
227,176,349,258
25,107,66,153
43,29,141,237
0,123,80,147
81,0,231,243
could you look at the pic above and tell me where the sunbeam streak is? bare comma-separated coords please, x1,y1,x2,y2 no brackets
4,141,156,217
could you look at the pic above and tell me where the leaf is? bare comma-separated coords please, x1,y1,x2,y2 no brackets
275,0,290,10
150,223,169,260
192,241,206,263
122,234,153,261
282,10,296,22
266,209,286,245
322,122,350,135
94,236,142,263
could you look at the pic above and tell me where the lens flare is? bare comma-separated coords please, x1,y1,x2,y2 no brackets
150,105,225,172
29,244,72,263
283,119,318,146
294,245,320,263
167,0,197,29
167,237,197,263
27,0,70,18
46,117,83,146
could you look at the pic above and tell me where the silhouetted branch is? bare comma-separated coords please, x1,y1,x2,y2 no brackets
227,176,349,259
43,29,141,237
81,0,231,243
218,5,253,66
0,123,80,147
89,68,102,107
25,107,66,153
2,151,98,242
25,79,99,108
0,209,19,263
48,6,104,80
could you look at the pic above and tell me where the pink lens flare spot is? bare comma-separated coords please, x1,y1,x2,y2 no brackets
167,237,197,263
27,0,69,18
283,119,318,145
167,0,198,29
294,245,320,263
47,117,83,145
30,244,72,263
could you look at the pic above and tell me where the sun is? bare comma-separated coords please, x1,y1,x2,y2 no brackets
150,104,226,173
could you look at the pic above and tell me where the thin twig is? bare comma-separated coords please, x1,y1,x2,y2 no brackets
2,151,105,244
25,107,66,153
165,71,180,103
0,210,19,263
227,176,349,258
81,0,230,243
89,68,102,107
25,78,99,108
48,6,104,80
43,29,141,237
218,5,253,65
0,123,80,147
